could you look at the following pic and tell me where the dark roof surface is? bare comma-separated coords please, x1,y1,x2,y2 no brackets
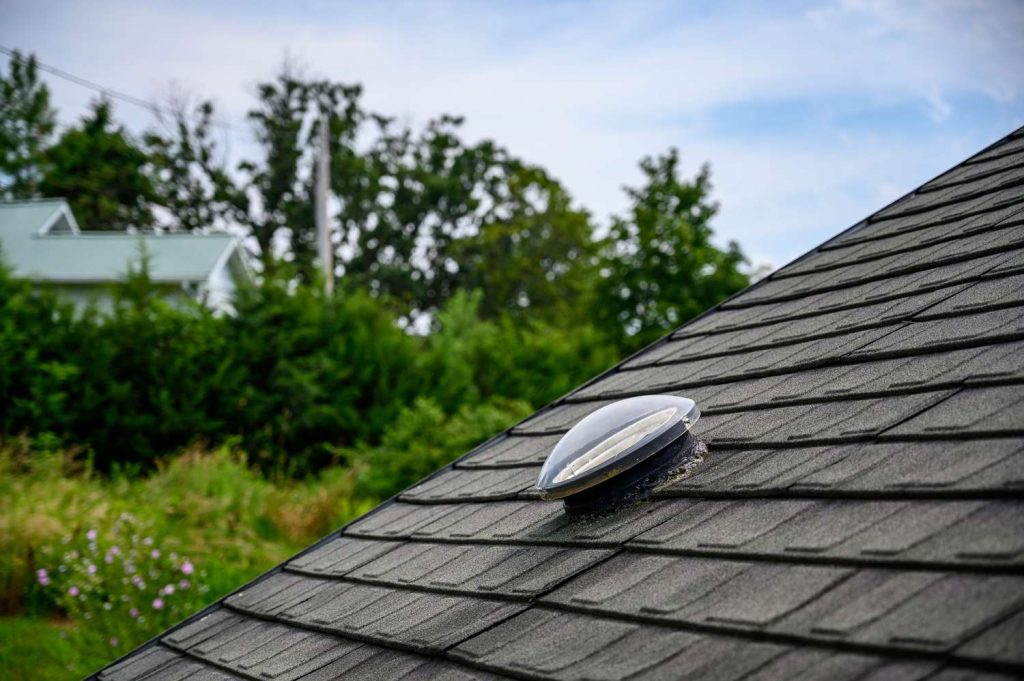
94,128,1024,681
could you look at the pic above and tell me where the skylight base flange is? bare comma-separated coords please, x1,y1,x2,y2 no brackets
562,429,702,517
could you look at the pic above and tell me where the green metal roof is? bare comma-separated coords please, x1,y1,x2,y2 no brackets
0,199,245,284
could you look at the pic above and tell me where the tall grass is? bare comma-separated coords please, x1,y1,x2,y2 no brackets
0,440,377,679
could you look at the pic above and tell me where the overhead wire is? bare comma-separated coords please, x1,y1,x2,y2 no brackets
0,44,255,139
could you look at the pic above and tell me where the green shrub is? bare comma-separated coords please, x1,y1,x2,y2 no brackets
0,258,619,474
351,396,532,499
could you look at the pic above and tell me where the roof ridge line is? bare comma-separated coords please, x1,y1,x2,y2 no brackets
678,255,1024,337
723,231,1024,306
814,204,1024,260
919,157,1024,194
803,125,1024,254
868,177,1024,224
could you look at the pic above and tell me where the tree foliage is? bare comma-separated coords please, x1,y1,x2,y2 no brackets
597,148,749,351
144,100,240,233
39,100,158,230
0,53,755,479
0,50,56,198
0,260,613,476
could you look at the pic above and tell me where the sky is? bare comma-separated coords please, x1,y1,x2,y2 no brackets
1,0,1023,271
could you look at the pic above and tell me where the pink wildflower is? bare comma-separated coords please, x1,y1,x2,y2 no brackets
87,564,97,575
179,579,190,590
68,586,79,597
180,561,194,575
150,549,160,559
86,529,98,542
129,607,139,618
109,637,119,647
152,598,164,610
36,569,49,586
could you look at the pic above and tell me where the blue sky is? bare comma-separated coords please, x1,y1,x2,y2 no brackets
2,0,1022,270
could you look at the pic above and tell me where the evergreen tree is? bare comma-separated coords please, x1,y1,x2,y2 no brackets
40,99,158,230
597,148,749,351
0,50,57,198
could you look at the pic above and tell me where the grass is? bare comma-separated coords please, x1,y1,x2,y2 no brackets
0,441,378,680
0,617,87,681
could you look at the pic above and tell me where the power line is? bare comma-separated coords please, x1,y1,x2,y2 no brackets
0,45,254,138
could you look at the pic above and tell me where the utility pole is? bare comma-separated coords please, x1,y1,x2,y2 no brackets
315,113,334,295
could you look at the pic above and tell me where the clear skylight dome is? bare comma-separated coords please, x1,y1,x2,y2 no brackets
536,395,700,503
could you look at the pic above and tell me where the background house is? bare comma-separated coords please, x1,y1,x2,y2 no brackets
0,199,251,313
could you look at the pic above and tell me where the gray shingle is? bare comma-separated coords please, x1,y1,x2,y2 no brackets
860,574,1024,651
957,608,1024,666
885,385,1024,438
546,555,1024,656
288,536,402,576
162,608,242,649
545,554,849,628
457,434,560,468
165,608,512,681
98,646,183,681
749,215,1022,304
343,501,459,539
827,439,1024,491
233,628,354,680
695,391,952,445
744,651,937,681
401,467,537,502
224,573,525,654
513,399,615,435
452,608,786,681
918,273,1024,320
346,541,612,598
632,498,1024,567
850,304,1024,358
385,499,683,546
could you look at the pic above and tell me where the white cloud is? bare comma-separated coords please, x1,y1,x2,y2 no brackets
1,0,1021,268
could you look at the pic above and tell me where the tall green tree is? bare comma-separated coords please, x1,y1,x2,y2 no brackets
237,67,310,262
145,99,241,233
597,148,748,351
0,50,57,198
39,99,158,230
236,65,367,278
344,115,502,314
451,162,598,323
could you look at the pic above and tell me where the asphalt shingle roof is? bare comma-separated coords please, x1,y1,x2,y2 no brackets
94,127,1024,681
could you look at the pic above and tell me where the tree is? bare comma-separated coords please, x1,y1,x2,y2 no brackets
39,99,158,230
235,63,367,278
145,99,241,233
451,162,599,323
596,148,748,351
232,67,603,323
343,115,500,314
0,50,57,198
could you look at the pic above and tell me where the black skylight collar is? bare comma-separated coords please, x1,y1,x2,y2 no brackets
536,395,701,515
